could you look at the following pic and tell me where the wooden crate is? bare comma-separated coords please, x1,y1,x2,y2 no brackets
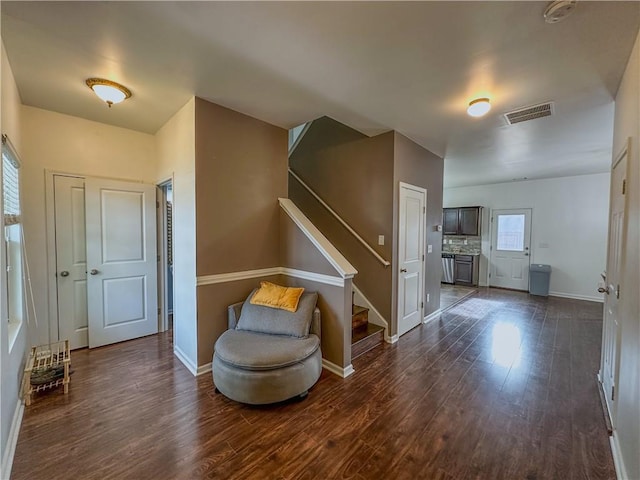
22,340,71,406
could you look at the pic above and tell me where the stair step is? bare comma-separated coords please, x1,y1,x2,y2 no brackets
351,323,384,360
351,305,369,330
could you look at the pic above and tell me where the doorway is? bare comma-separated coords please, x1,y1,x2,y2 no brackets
600,140,629,426
49,173,158,349
397,182,426,337
489,208,532,291
157,180,174,334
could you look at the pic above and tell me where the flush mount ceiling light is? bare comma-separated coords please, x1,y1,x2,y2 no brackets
544,0,577,24
85,78,132,107
467,98,491,117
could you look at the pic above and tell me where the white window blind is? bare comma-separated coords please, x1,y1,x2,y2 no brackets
2,148,20,225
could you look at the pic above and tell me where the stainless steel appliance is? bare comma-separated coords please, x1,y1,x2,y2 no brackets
442,253,455,284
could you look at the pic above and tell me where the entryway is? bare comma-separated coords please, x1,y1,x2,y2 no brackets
489,208,532,291
49,173,158,349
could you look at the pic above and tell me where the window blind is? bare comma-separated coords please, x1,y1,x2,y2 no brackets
2,149,20,225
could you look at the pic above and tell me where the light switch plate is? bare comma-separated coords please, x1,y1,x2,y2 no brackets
378,235,385,246
427,244,433,253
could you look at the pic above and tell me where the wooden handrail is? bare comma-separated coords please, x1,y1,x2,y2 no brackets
288,168,391,267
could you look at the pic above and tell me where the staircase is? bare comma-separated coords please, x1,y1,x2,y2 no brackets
351,294,384,360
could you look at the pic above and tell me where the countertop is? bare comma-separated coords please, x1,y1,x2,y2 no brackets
442,250,481,256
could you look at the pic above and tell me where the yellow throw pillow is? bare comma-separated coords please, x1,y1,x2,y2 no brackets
250,281,305,312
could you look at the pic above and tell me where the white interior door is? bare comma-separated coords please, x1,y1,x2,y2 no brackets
398,183,426,337
54,175,89,349
490,209,532,291
601,143,628,425
85,178,158,348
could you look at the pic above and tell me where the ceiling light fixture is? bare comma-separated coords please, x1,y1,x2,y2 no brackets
86,78,132,107
543,0,577,24
467,98,491,117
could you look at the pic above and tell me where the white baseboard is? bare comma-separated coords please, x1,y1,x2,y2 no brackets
423,309,442,324
322,359,354,378
1,399,24,480
385,334,398,344
196,362,212,376
173,345,197,376
610,432,628,480
548,291,604,303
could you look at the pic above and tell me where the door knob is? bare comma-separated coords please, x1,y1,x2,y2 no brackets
598,286,610,294
60,271,69,277
90,269,99,275
524,253,529,256
400,268,407,273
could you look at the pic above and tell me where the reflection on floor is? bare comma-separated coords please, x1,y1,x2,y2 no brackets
440,283,477,311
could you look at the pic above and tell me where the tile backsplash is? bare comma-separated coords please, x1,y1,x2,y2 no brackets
442,235,481,254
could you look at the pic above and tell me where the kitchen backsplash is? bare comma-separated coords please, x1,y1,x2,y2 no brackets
442,235,482,254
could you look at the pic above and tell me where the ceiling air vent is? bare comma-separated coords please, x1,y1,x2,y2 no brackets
504,102,554,125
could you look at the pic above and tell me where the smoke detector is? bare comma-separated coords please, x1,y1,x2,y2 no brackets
544,1,577,24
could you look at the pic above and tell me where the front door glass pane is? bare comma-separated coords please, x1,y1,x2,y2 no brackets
497,214,525,251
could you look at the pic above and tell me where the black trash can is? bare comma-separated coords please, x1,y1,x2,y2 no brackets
529,264,552,296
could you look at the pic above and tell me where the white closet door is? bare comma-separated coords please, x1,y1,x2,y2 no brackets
54,175,89,349
85,178,158,348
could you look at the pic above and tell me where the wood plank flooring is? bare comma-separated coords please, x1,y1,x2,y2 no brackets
11,288,615,479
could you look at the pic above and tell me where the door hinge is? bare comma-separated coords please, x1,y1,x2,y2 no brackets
157,255,161,262
612,385,615,401
423,206,426,214
616,284,620,299
421,301,424,309
622,179,626,195
422,254,425,261
158,307,161,315
156,201,160,208
489,273,491,278
491,217,494,223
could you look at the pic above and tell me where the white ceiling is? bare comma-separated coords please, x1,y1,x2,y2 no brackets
2,1,639,188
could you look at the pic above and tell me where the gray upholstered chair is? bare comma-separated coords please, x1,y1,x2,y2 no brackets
212,290,322,405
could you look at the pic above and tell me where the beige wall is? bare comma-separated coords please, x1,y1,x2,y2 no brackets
194,97,287,275
280,211,350,367
289,117,395,323
1,40,27,473
610,30,640,480
194,97,288,366
155,98,197,367
20,106,157,347
393,133,444,321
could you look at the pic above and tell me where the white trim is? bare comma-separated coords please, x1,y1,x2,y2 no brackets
1,400,24,480
196,267,281,286
173,345,198,376
385,334,398,344
609,433,628,480
322,359,355,378
423,309,442,324
285,173,390,268
196,362,212,376
196,267,344,288
548,291,604,303
282,268,344,287
279,197,359,277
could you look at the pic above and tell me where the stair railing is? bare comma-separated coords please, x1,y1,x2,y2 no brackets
288,168,391,267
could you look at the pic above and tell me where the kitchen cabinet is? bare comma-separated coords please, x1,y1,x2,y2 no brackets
443,209,459,235
454,255,479,286
442,207,481,236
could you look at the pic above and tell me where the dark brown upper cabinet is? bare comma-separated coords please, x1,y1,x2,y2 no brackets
442,207,482,236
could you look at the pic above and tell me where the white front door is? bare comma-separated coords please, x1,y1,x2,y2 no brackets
84,178,158,348
490,209,532,291
601,142,628,425
54,175,89,349
398,183,426,337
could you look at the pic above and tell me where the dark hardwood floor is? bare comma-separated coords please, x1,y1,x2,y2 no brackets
11,288,615,479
